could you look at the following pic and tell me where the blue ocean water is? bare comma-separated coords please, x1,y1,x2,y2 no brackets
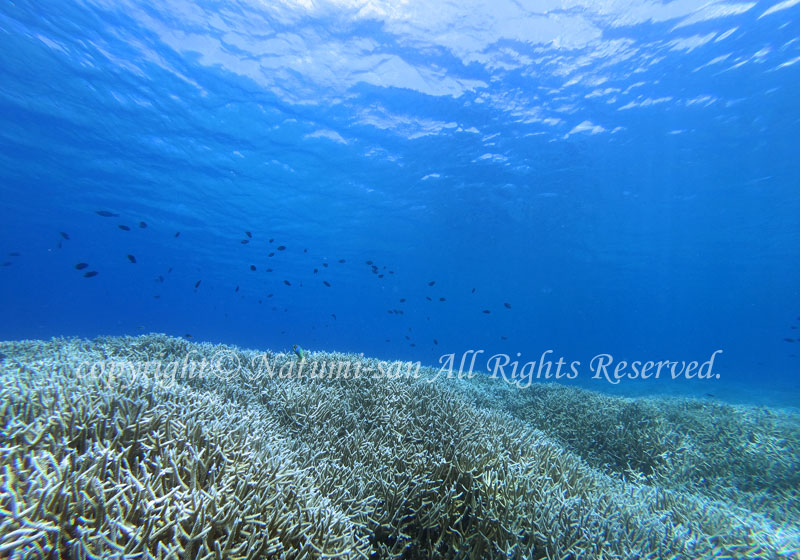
1,0,799,402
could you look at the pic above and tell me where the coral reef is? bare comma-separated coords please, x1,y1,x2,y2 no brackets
0,334,798,559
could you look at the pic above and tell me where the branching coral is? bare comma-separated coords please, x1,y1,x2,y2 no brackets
0,335,798,559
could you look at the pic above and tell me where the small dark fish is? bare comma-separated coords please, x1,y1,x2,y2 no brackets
0,262,9,267
428,281,435,286
195,280,201,289
482,310,491,314
83,271,98,278
268,293,273,298
241,240,249,244
410,343,416,347
235,286,240,292
439,297,446,302
504,302,512,309
304,248,308,253
389,271,394,274
433,339,438,345
246,231,252,238
471,288,476,293
366,260,373,265
405,335,410,340
338,259,346,263
378,274,384,278
184,334,193,339
174,232,181,238
277,245,286,251
785,338,796,343
60,232,70,240
426,296,432,301
118,224,131,231
266,268,272,272
269,238,274,243
153,295,160,299
75,263,89,270
400,298,406,303
127,255,136,264
156,275,164,283
268,252,275,257
323,281,331,287
313,268,318,274
8,252,20,257
96,210,118,217
284,280,291,286
705,393,715,398
139,221,147,228
323,263,328,268
385,338,390,342
250,265,256,271
501,336,508,340
792,326,797,330
167,267,173,273
57,241,62,249
331,314,337,320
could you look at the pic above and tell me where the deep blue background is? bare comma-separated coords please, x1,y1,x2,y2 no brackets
1,0,799,399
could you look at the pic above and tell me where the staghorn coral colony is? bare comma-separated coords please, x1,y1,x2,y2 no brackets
0,335,798,559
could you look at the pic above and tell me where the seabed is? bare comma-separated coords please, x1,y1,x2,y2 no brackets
0,335,798,559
